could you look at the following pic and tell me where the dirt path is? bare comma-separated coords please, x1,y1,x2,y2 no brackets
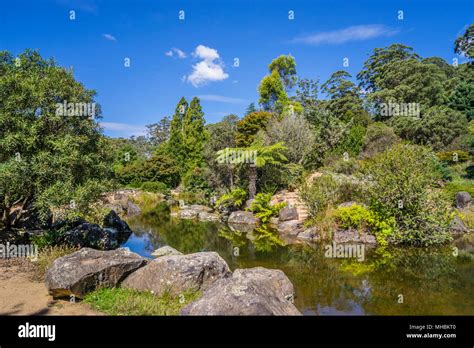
0,259,102,315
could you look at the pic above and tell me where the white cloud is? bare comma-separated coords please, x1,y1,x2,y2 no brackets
197,95,247,104
165,47,187,59
102,33,117,42
292,25,399,45
186,45,229,87
100,122,146,137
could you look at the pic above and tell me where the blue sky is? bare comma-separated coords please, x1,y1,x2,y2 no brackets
1,0,472,137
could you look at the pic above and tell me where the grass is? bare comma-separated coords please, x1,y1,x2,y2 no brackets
131,191,165,212
30,245,79,281
83,288,201,315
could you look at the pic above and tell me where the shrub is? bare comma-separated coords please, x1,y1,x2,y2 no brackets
334,204,396,246
362,144,452,246
331,158,360,175
300,174,340,217
436,150,470,164
215,188,247,210
31,245,79,280
361,122,400,159
246,193,286,224
140,181,169,195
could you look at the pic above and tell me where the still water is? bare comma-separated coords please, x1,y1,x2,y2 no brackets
123,203,474,315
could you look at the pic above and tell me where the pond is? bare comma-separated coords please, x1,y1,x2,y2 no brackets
123,203,474,315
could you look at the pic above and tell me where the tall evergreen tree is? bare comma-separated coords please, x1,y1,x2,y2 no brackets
245,102,257,115
183,97,207,170
168,97,188,170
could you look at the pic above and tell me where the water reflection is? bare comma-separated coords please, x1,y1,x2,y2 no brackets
123,203,474,315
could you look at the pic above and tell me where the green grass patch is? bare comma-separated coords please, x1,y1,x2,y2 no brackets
83,288,201,315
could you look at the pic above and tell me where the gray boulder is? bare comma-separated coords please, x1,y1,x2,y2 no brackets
178,209,198,219
451,216,468,234
228,211,258,225
121,252,231,296
45,247,146,298
456,192,472,209
103,210,132,244
276,220,302,235
279,205,298,222
126,201,141,217
181,267,300,316
189,205,213,213
333,228,376,245
198,211,220,222
297,227,320,242
151,245,183,258
57,223,120,250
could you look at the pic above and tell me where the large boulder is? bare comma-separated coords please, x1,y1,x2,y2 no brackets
57,223,120,250
276,220,302,235
121,252,231,296
228,211,258,225
151,245,183,258
451,216,468,234
198,211,220,222
181,267,300,316
297,227,320,242
45,247,146,298
178,209,198,219
103,210,132,234
279,205,298,222
456,192,472,209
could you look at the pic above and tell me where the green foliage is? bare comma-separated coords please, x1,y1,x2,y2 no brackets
181,167,214,196
0,49,113,227
247,193,286,224
167,97,188,170
235,111,272,147
436,150,470,164
84,288,201,316
449,81,474,121
361,122,400,158
389,106,468,151
140,181,169,195
334,204,396,246
454,24,474,59
258,69,289,112
335,124,367,157
300,174,341,217
363,144,452,246
182,97,208,171
215,188,247,210
268,54,297,89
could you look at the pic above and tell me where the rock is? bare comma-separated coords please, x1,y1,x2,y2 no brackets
228,211,258,225
103,210,132,234
198,211,220,222
57,223,120,250
279,205,298,222
456,192,472,209
333,228,376,245
188,205,213,213
121,252,231,296
228,223,255,234
453,232,474,254
181,267,300,316
45,247,146,298
297,227,320,242
126,201,141,217
276,220,302,235
178,209,198,219
451,216,468,234
151,246,183,258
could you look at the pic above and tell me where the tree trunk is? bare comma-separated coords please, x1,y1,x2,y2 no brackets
248,165,257,199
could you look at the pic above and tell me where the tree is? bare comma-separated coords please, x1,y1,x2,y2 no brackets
268,54,297,89
389,106,468,151
167,97,188,170
0,50,113,227
216,141,287,199
321,70,367,122
295,77,318,109
455,24,474,60
182,97,207,171
357,44,420,93
146,116,171,146
449,81,474,121
235,111,273,147
245,103,257,116
258,69,288,112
